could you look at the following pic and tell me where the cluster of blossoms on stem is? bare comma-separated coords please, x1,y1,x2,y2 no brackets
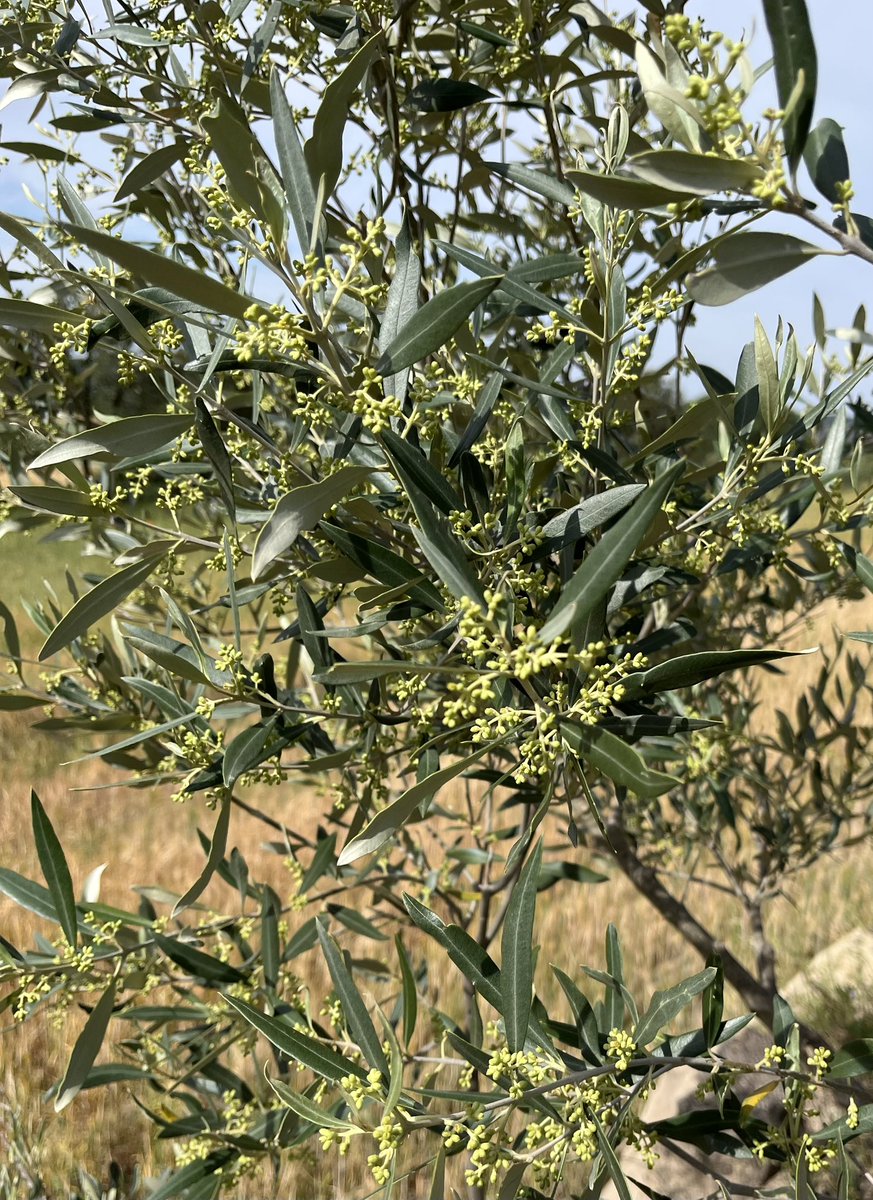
236,304,310,362
50,319,92,367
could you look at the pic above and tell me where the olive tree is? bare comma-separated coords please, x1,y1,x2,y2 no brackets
2,0,873,1196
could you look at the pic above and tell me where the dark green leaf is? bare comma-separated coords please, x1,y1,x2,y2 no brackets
410,498,485,606
61,223,256,319
382,428,459,515
300,833,337,894
9,485,97,517
87,287,215,347
763,0,818,168
194,399,235,522
428,1149,446,1200
318,921,389,1076
830,1039,873,1080
754,316,780,433
813,1104,873,1144
0,693,48,710
540,462,683,644
144,1156,231,1200
592,1110,633,1200
377,276,501,374
703,955,724,1050
503,419,526,541
55,982,116,1111
226,995,367,1082
687,232,826,306
634,968,717,1047
223,718,278,790
154,933,246,984
252,467,372,580
536,861,608,890
261,886,280,991
314,661,451,684
804,118,850,204
304,34,383,200
435,240,575,321
840,543,873,593
773,992,796,1047
552,966,602,1063
31,790,78,948
407,78,492,112
320,522,444,611
328,905,389,942
501,840,542,1051
29,414,192,470
395,935,418,1046
562,723,676,798
115,141,187,201
497,1162,528,1200
618,647,810,701
39,553,164,661
447,369,502,468
172,795,231,917
0,599,22,679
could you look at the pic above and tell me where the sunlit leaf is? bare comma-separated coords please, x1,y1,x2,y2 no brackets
61,223,257,318
338,744,493,864
380,210,421,403
194,399,235,522
634,968,717,1046
270,69,319,252
29,415,192,470
40,554,166,662
377,275,501,374
318,921,389,1076
226,995,367,1082
687,232,827,306
252,467,373,580
304,33,383,200
627,149,762,195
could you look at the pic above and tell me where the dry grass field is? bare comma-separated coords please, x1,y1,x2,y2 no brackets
3,530,873,1197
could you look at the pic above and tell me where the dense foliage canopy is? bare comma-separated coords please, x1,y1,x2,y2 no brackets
3,0,873,1196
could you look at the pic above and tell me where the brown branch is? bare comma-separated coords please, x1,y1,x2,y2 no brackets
604,817,777,1024
787,198,873,269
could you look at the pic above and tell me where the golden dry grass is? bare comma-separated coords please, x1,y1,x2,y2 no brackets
3,575,873,1196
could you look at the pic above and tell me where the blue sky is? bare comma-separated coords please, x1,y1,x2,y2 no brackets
684,0,873,374
1,2,870,377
